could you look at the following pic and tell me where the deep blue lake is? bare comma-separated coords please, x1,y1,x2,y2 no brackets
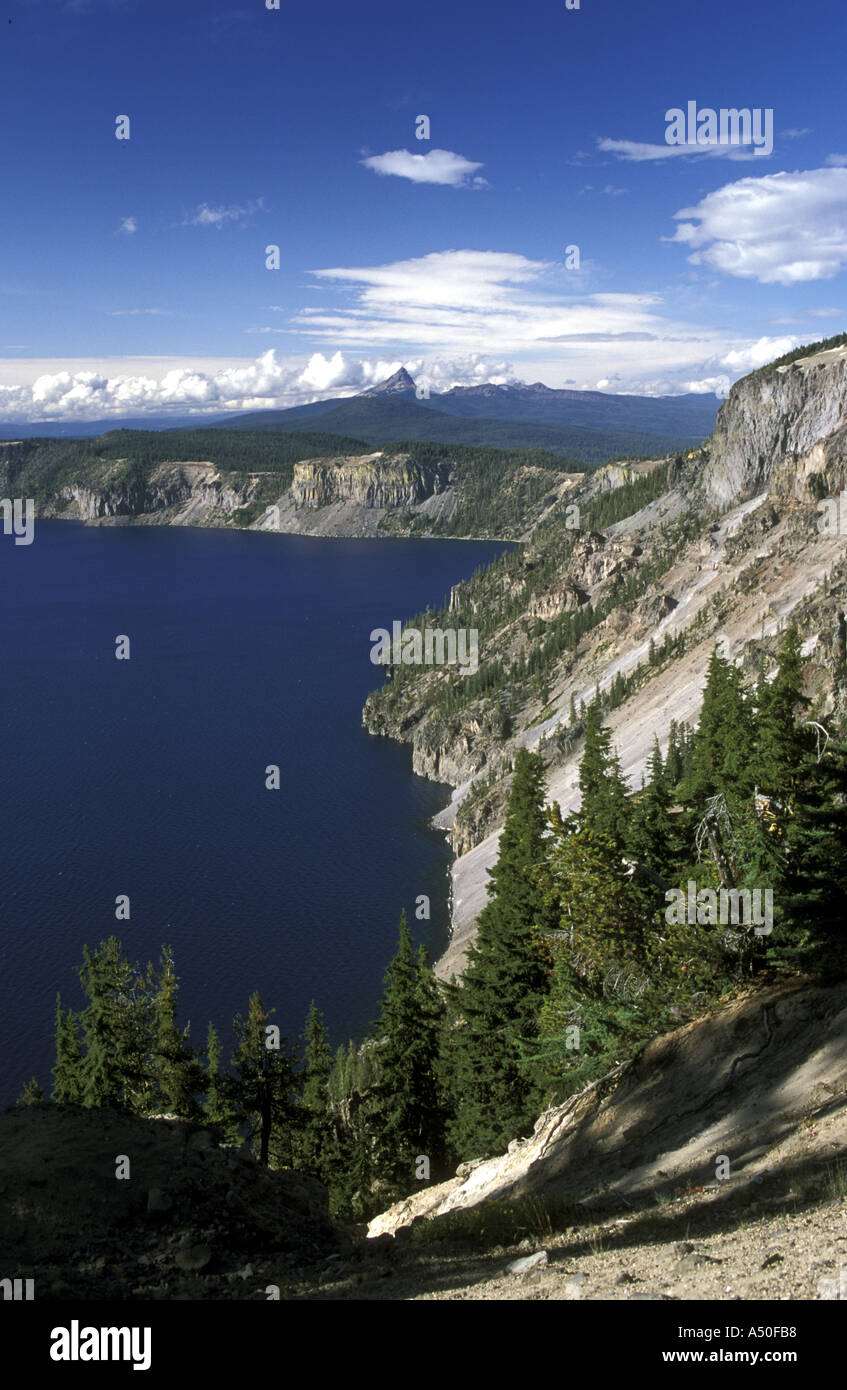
0,521,507,1105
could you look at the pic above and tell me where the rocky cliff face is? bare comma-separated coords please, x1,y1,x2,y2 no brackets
363,345,847,983
703,345,847,507
51,462,254,524
291,453,451,510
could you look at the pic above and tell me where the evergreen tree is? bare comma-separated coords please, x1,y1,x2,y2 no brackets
664,720,683,785
203,1022,239,1142
577,704,628,850
78,938,156,1110
152,947,202,1117
447,748,552,1157
754,626,813,813
779,735,847,972
628,737,678,882
230,992,297,1167
296,1001,335,1177
51,994,84,1104
689,646,754,809
368,916,446,1189
18,1077,45,1105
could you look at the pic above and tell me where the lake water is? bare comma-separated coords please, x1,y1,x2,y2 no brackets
0,521,507,1104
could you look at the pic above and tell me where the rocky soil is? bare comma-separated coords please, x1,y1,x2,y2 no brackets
290,1186,847,1301
0,1105,345,1300
288,978,847,1302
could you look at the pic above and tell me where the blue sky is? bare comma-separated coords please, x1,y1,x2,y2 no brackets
2,0,847,419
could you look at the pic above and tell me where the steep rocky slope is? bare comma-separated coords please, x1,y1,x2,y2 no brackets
284,978,847,1302
360,343,847,981
367,979,847,1234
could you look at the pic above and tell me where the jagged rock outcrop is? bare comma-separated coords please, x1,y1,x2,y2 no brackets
567,531,641,588
291,453,451,510
528,581,587,620
704,345,847,507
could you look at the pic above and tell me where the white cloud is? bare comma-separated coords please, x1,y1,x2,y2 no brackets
782,128,812,140
184,198,264,228
117,216,137,235
297,352,403,393
826,154,847,166
598,137,766,163
298,251,675,352
0,348,517,423
669,168,847,284
361,149,485,187
109,308,172,317
807,306,843,318
260,249,810,396
718,336,797,371
681,375,731,396
0,248,812,420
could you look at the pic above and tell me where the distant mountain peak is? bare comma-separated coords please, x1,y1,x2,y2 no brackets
360,367,417,397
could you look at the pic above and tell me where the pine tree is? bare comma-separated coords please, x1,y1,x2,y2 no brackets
78,938,156,1110
664,720,683,785
779,735,847,972
297,1001,335,1177
689,646,754,810
547,815,641,984
18,1077,45,1105
230,992,297,1167
577,703,628,850
204,1022,239,1142
51,994,84,1104
368,917,446,1189
447,748,552,1157
754,626,813,812
628,737,678,881
151,947,202,1118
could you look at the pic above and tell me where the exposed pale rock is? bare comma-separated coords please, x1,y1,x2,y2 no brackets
506,1251,548,1275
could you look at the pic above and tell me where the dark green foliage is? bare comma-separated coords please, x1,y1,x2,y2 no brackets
78,938,156,1110
780,737,847,973
583,462,671,530
367,917,447,1189
628,738,682,906
17,1077,45,1105
151,948,203,1117
51,994,84,1104
754,627,813,808
203,1022,239,1142
576,703,629,850
687,646,755,810
295,1002,336,1178
230,992,298,1168
447,749,552,1156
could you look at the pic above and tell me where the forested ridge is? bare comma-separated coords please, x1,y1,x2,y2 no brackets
18,627,847,1220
